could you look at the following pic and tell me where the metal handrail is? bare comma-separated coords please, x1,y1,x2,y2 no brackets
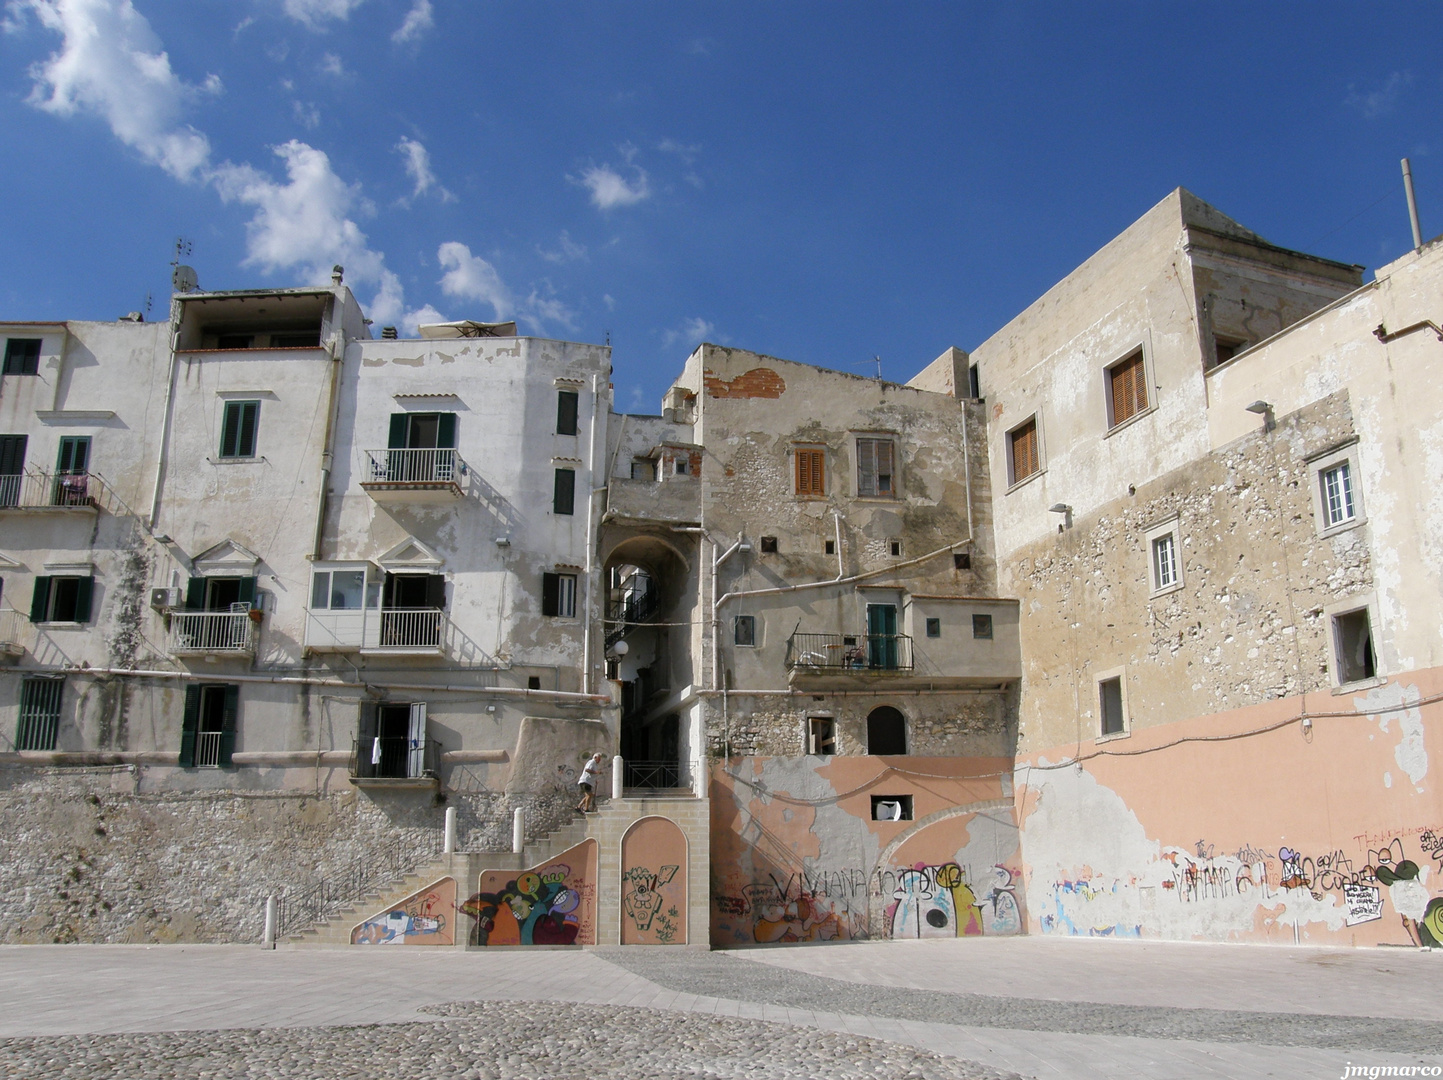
786,631,914,671
195,731,223,768
362,447,466,485
350,735,441,780
0,469,102,509
274,835,433,938
376,608,444,649
624,759,681,790
169,611,255,653
605,583,660,650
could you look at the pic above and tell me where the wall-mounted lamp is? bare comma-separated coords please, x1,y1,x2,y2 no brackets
608,640,629,659
1245,400,1274,431
1048,503,1073,532
494,537,511,547
153,534,173,544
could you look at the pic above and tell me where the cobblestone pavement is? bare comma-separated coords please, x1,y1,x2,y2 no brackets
0,941,1439,1079
0,1000,1019,1080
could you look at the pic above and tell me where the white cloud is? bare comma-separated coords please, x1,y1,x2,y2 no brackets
395,136,453,202
537,229,586,263
293,100,320,129
661,316,715,350
657,138,700,165
282,0,366,28
437,241,513,322
1346,71,1412,119
602,294,615,311
392,0,432,43
16,0,219,181
576,162,650,210
319,51,344,77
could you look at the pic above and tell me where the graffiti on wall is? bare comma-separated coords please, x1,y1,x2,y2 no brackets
352,877,456,946
465,840,597,946
621,816,688,945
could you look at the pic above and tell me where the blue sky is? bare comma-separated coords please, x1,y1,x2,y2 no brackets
2,2,1439,410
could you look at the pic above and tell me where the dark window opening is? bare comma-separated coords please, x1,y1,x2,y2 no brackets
271,332,320,349
556,390,579,436
1100,677,1125,736
734,614,756,646
871,794,913,821
179,683,237,768
1214,336,1245,366
954,552,971,570
0,434,26,508
219,401,260,458
967,363,980,399
631,458,656,481
867,706,907,755
1334,609,1376,684
808,716,835,755
3,339,41,376
759,536,778,553
825,539,836,555
30,575,94,623
527,676,542,691
17,677,63,751
554,468,576,515
972,614,993,639
925,618,941,638
215,334,254,350
889,540,901,557
674,456,688,475
186,575,258,612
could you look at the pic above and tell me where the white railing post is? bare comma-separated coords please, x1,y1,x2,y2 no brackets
612,755,624,799
512,807,525,854
263,894,277,949
443,805,457,854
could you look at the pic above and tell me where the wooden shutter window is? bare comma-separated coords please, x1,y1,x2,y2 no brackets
553,468,576,515
1109,353,1148,427
1010,419,1039,483
541,572,560,617
795,449,824,496
387,414,409,449
218,685,239,767
179,685,201,767
29,576,51,622
556,390,579,436
436,412,457,449
72,577,94,623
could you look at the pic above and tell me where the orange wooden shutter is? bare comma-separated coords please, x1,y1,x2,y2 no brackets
1110,354,1147,426
1011,420,1038,481
796,449,824,495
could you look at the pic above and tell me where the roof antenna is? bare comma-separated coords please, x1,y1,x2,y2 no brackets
170,237,198,294
1402,158,1424,250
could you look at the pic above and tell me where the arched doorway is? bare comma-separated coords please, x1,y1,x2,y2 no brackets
867,706,907,755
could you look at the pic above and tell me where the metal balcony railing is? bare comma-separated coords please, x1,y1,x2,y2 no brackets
786,631,914,672
0,608,27,651
195,730,223,768
624,759,681,790
362,448,465,485
169,610,256,654
351,736,441,781
604,583,660,651
0,470,101,510
376,608,444,650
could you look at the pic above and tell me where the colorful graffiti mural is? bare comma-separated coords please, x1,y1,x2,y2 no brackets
465,840,597,946
621,816,688,944
351,877,456,946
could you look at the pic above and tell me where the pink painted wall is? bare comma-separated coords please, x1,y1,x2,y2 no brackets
710,756,1023,946
466,840,598,946
1016,667,1443,946
352,877,456,946
621,816,688,944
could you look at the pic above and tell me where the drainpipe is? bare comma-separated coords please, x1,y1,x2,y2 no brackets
310,301,347,559
147,300,184,529
582,370,608,696
710,534,750,692
1403,157,1424,251
831,510,845,579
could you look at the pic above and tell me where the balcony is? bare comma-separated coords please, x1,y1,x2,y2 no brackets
0,609,28,659
350,736,441,789
168,610,257,656
359,448,466,503
304,608,446,656
785,631,916,688
0,470,101,512
604,476,700,525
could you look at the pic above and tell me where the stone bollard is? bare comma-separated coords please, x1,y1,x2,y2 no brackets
612,755,624,800
263,894,277,950
443,805,457,854
512,806,525,855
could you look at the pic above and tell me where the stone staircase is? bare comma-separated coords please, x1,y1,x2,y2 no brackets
283,793,707,949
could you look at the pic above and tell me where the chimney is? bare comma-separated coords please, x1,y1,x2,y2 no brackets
381,326,398,339
331,265,344,285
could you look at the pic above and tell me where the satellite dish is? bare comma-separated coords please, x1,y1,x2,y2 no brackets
172,265,199,293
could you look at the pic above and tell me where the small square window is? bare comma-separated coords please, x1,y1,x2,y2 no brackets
824,539,836,555
541,572,577,618
972,614,993,639
808,716,835,755
527,676,542,690
1321,462,1356,529
1106,349,1149,428
759,536,778,554
1007,417,1040,485
3,338,41,376
954,552,971,570
1333,608,1376,684
1213,335,1245,367
734,614,756,646
1099,675,1126,736
674,456,689,475
925,617,941,638
871,794,912,821
889,540,901,557
1145,518,1184,596
219,400,260,459
1308,444,1366,537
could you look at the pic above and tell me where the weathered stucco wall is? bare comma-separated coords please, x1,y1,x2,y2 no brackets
711,756,1022,945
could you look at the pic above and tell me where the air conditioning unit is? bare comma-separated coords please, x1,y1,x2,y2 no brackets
150,588,180,611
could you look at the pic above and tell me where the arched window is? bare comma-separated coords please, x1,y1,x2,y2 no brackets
867,706,907,755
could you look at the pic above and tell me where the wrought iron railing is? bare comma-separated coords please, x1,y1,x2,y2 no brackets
0,469,101,509
624,759,681,790
786,631,914,672
605,583,660,650
169,611,255,653
274,836,431,938
351,735,441,781
362,448,465,485
195,731,223,768
0,608,28,649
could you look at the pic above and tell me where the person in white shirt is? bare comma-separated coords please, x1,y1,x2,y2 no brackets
576,752,605,813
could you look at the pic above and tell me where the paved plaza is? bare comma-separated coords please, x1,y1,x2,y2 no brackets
0,937,1439,1078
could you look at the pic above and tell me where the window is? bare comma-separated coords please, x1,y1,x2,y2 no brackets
271,332,320,349
674,456,689,475
925,617,941,638
527,676,542,690
1099,675,1126,737
556,390,579,436
1214,335,1244,366
215,334,254,350
1333,608,1376,684
3,339,40,376
219,401,260,458
972,614,993,639
856,437,895,497
310,569,366,610
889,540,901,557
866,705,907,755
795,448,825,496
631,458,656,481
871,794,913,821
29,576,94,623
1308,443,1366,537
180,684,237,768
1107,350,1149,428
967,364,980,399
759,536,778,554
824,539,836,555
954,552,971,570
808,716,835,755
17,677,62,751
734,614,756,646
542,572,577,618
1008,417,1040,485
0,434,27,507
553,468,576,515
1144,517,1183,595
185,575,257,612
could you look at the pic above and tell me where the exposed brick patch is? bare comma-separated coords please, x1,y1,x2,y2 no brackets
704,368,786,399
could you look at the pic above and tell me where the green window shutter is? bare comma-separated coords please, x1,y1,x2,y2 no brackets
73,576,94,623
424,574,446,610
185,577,206,611
387,414,409,449
29,577,51,622
556,391,579,436
436,412,457,449
179,685,201,767
237,576,257,607
553,468,575,515
541,572,559,617
238,402,259,457
218,685,239,767
220,403,241,457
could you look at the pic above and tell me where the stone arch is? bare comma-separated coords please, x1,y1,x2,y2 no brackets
866,705,908,755
620,815,689,944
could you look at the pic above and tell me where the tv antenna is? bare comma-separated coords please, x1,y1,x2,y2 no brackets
171,236,198,294
850,355,883,380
